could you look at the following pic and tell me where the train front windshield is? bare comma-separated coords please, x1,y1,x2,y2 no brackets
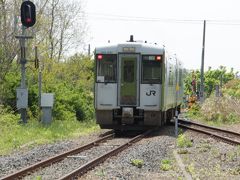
142,55,162,84
96,54,117,83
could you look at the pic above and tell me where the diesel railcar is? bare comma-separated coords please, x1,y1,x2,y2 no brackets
94,36,184,130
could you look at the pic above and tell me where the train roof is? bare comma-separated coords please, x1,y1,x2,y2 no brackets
95,41,165,55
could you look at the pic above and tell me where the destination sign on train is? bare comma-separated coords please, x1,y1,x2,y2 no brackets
122,47,136,52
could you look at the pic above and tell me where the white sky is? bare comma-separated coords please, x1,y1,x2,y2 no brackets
83,0,240,71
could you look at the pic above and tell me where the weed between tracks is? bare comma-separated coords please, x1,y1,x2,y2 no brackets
35,176,42,180
130,159,144,168
160,159,172,171
177,134,193,148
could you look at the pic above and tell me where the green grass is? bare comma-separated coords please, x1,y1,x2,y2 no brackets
0,113,99,155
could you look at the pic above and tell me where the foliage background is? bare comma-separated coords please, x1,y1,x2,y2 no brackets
185,67,240,124
0,54,95,121
184,66,236,97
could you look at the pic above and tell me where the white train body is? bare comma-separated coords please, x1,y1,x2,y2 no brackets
94,38,183,130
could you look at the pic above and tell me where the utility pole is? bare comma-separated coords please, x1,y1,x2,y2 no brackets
200,20,206,103
88,44,91,56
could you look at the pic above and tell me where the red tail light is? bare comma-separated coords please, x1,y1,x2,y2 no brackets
155,55,161,61
97,54,103,60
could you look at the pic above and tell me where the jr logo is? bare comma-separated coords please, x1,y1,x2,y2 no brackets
146,90,156,96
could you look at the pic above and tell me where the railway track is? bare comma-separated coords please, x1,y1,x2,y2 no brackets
178,118,240,145
1,132,114,180
1,129,154,180
60,129,154,180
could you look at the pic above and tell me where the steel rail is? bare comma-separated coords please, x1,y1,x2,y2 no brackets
1,133,114,180
59,129,155,180
178,118,240,137
178,123,240,145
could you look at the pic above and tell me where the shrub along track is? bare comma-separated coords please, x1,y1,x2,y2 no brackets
178,118,240,145
1,129,155,180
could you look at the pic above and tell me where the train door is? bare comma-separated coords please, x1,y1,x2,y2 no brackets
118,54,139,106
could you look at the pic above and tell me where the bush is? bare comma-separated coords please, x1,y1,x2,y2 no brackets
200,95,240,123
224,79,240,99
187,103,201,118
0,54,94,122
0,65,20,108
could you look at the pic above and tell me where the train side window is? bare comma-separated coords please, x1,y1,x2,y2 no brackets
96,54,117,82
142,57,161,84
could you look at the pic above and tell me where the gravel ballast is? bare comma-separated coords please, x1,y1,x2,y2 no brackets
176,130,240,179
81,126,240,179
24,138,130,180
81,126,182,179
0,131,106,178
1,125,240,179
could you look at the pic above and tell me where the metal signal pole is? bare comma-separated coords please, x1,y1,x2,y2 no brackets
19,0,28,123
16,0,36,123
200,20,206,103
18,20,28,124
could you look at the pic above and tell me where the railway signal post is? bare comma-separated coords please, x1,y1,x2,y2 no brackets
16,0,36,123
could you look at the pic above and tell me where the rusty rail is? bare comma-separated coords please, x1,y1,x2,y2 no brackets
178,119,240,137
178,119,240,145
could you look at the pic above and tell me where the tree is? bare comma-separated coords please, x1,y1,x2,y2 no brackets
184,66,235,97
0,0,19,83
34,0,87,62
0,0,87,104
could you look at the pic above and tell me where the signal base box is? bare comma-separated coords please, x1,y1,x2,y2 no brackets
41,93,54,124
41,93,54,107
16,88,28,109
41,107,52,124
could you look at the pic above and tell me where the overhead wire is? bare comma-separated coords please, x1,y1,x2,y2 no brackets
83,12,240,25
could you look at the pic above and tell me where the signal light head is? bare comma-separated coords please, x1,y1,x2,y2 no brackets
21,1,36,28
